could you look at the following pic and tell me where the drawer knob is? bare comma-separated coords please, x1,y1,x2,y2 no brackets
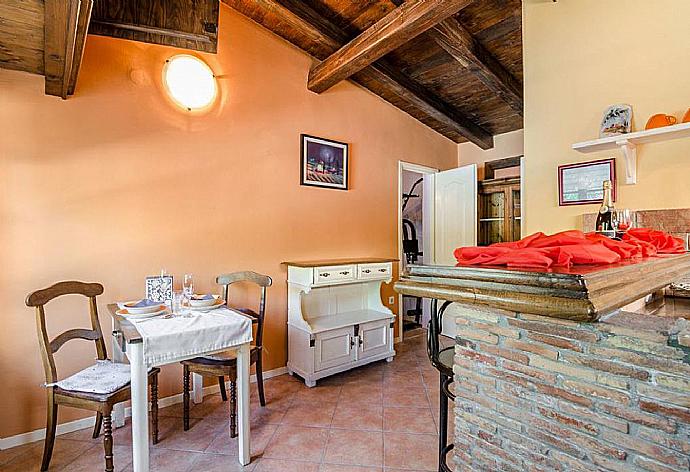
378,268,387,272
322,272,330,277
340,271,349,275
363,269,371,274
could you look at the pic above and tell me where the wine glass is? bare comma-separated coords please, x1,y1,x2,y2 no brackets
183,274,194,304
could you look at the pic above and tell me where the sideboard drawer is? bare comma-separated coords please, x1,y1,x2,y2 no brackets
314,265,356,285
358,263,392,280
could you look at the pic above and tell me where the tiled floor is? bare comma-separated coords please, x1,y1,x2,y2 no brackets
0,331,452,471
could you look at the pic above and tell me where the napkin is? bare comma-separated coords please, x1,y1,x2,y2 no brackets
129,299,159,307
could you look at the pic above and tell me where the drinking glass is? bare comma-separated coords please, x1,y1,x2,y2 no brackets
172,290,184,315
616,209,634,233
183,274,194,302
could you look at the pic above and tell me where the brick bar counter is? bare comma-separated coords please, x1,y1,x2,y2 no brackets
395,254,690,472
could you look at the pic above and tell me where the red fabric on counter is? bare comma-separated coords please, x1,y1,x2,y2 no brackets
454,228,686,269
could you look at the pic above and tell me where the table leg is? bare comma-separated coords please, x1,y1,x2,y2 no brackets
111,318,126,428
236,342,251,465
129,342,149,472
192,373,204,404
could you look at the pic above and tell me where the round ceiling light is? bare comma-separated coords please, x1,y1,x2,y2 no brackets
162,54,217,111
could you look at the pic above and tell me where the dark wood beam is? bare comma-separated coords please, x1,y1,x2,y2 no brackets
307,0,473,94
223,0,493,148
44,0,92,98
429,17,523,114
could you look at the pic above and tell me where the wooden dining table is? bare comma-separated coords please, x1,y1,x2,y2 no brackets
107,303,253,471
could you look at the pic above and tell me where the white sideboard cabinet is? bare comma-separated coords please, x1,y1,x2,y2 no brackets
284,258,397,387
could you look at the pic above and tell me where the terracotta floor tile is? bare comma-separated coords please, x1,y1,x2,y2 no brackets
383,432,438,471
320,465,383,472
293,384,342,403
189,452,256,471
339,383,383,405
205,422,278,457
254,458,320,472
1,439,93,472
331,403,383,432
383,385,429,408
323,430,383,467
383,407,437,434
262,425,328,462
155,416,226,452
282,401,336,428
57,443,132,472
0,443,34,467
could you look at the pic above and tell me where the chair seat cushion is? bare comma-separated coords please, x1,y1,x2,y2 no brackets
55,360,131,395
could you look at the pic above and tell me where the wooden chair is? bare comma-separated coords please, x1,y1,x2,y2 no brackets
180,271,272,436
26,281,160,472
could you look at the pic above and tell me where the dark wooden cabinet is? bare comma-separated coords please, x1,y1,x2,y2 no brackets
478,177,521,246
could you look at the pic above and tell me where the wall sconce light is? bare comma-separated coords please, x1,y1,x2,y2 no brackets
162,54,217,111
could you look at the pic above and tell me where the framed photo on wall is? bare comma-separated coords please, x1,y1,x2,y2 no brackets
300,134,349,190
558,158,616,206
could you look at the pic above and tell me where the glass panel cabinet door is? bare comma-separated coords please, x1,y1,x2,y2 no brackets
512,189,521,241
479,191,505,245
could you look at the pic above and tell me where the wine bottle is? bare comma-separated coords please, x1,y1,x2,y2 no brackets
595,180,616,237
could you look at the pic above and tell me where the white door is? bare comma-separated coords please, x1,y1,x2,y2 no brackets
314,326,356,371
423,164,477,266
358,320,391,360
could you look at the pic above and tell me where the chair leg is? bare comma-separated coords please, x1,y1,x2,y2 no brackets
256,355,266,407
41,394,58,472
229,381,237,438
92,412,103,439
183,365,191,431
103,412,114,472
151,372,159,444
218,376,228,402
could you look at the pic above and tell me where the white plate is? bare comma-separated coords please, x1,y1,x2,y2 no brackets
188,294,221,307
116,307,168,320
183,298,225,311
118,300,165,315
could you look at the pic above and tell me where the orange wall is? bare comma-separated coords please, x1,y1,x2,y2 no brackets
0,6,457,438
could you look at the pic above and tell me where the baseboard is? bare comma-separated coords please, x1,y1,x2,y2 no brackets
0,365,288,450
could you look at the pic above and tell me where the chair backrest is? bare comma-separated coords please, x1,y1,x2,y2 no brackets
427,299,452,370
216,271,272,347
26,281,106,385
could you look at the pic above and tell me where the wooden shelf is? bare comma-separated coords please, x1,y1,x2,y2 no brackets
306,309,392,333
572,122,690,184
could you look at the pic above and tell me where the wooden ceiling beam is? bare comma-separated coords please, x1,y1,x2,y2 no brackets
307,0,473,94
223,0,493,148
388,0,522,114
44,0,93,98
429,17,523,114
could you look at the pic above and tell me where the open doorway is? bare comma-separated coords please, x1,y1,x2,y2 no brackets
397,162,437,341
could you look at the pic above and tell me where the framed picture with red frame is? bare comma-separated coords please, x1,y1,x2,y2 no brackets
558,158,616,206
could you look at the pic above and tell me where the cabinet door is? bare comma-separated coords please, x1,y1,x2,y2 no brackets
314,327,356,371
358,320,391,360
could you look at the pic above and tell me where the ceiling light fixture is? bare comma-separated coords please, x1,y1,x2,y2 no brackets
162,54,217,111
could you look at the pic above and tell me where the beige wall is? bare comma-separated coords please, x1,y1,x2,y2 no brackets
0,6,458,438
458,129,523,180
523,0,690,234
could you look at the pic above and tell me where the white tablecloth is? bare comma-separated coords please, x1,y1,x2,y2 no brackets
130,307,253,366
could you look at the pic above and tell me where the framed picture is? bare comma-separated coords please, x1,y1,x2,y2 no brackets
300,134,349,190
145,275,174,303
558,158,616,206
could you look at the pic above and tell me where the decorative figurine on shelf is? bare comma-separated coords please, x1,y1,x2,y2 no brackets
146,270,174,303
599,104,633,137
